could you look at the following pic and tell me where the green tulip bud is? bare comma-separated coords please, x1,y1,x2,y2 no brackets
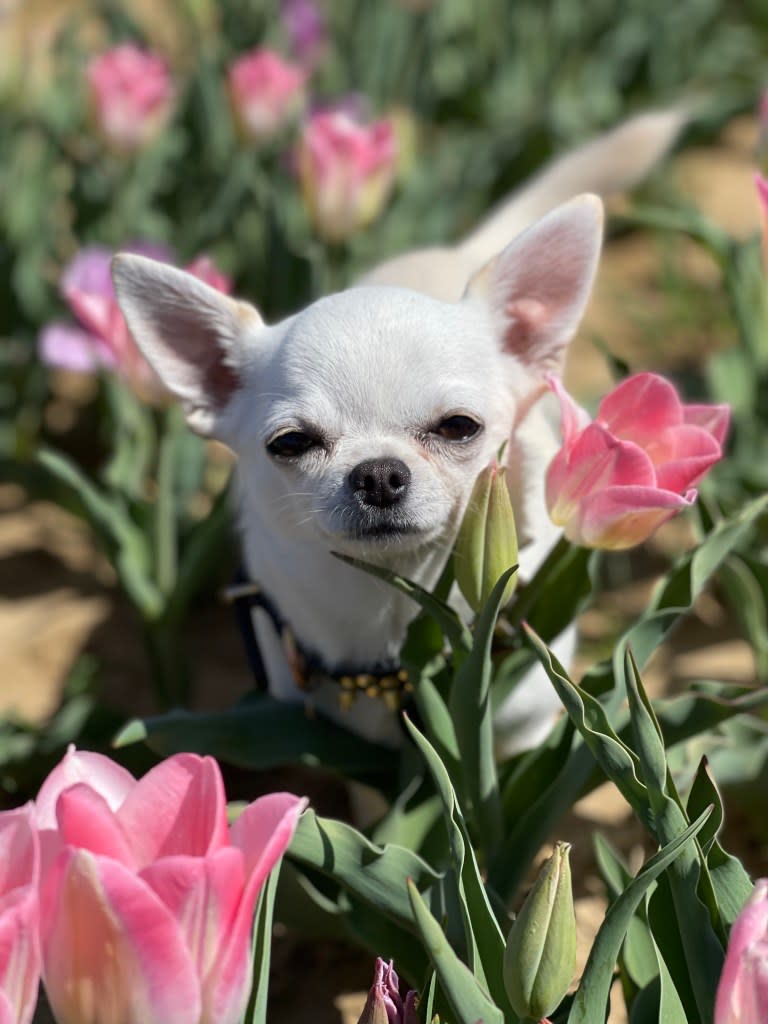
453,459,518,613
503,841,576,1021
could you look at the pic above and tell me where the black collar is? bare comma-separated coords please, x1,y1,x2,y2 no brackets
223,571,413,711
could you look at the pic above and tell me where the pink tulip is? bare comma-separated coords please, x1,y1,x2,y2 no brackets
356,958,419,1024
0,805,41,1024
228,49,307,144
545,372,729,550
297,110,398,242
715,879,768,1024
39,245,232,403
36,746,305,1024
755,173,768,270
87,44,175,152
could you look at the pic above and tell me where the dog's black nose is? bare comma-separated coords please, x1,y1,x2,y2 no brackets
349,458,411,508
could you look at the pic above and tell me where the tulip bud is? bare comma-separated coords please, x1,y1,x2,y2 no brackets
503,841,576,1021
86,45,175,153
453,459,518,614
357,958,419,1024
228,49,307,145
297,111,398,243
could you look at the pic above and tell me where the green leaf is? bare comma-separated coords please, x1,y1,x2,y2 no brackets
717,555,768,680
288,809,441,929
246,855,282,1024
523,626,649,819
593,834,657,991
449,569,515,854
37,447,163,618
404,717,511,1016
686,756,754,927
114,695,397,791
332,552,471,651
568,808,712,1024
650,917,689,1024
407,880,505,1024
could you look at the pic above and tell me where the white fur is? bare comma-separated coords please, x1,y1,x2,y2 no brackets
111,108,685,755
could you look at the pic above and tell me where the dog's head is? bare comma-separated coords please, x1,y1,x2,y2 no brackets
112,196,602,561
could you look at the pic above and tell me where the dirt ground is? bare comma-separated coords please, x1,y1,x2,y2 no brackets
4,118,766,1023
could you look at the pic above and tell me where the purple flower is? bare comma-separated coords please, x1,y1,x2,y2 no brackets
356,959,418,1024
280,0,327,69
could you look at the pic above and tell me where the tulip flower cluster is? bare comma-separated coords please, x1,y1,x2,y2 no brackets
85,25,400,244
39,246,232,402
0,747,305,1024
545,372,729,550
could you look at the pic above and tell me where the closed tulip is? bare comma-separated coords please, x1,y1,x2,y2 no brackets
715,879,768,1024
356,958,419,1024
545,372,729,550
228,49,307,144
0,805,41,1024
297,110,398,242
36,746,305,1024
87,44,175,152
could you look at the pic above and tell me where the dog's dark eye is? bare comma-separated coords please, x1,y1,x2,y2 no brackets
433,415,482,442
267,431,320,458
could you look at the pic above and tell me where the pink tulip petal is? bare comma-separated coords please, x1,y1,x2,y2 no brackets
38,324,110,373
117,755,229,867
208,794,305,1022
597,372,683,443
573,485,695,550
0,886,41,1024
41,849,201,1024
547,374,591,446
61,247,115,298
653,424,722,492
0,805,38,892
546,423,655,524
0,992,15,1024
141,850,248,1024
683,403,731,447
35,746,135,831
56,785,135,867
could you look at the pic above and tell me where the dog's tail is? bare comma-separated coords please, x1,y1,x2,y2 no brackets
359,104,690,300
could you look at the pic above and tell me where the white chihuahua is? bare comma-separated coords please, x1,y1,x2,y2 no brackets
112,109,685,754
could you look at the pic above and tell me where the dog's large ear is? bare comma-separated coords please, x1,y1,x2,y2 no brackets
112,254,264,436
464,194,603,374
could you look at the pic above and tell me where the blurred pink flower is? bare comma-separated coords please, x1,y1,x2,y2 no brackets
715,879,768,1024
0,805,40,1024
39,245,231,402
297,110,398,242
87,44,175,152
356,958,418,1024
36,746,306,1024
280,0,327,68
545,372,730,550
228,49,307,144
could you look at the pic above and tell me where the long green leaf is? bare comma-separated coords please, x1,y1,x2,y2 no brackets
332,552,471,651
568,808,712,1024
114,696,397,791
404,717,511,1016
245,857,282,1024
288,809,441,928
407,881,505,1024
37,447,163,617
449,568,515,854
